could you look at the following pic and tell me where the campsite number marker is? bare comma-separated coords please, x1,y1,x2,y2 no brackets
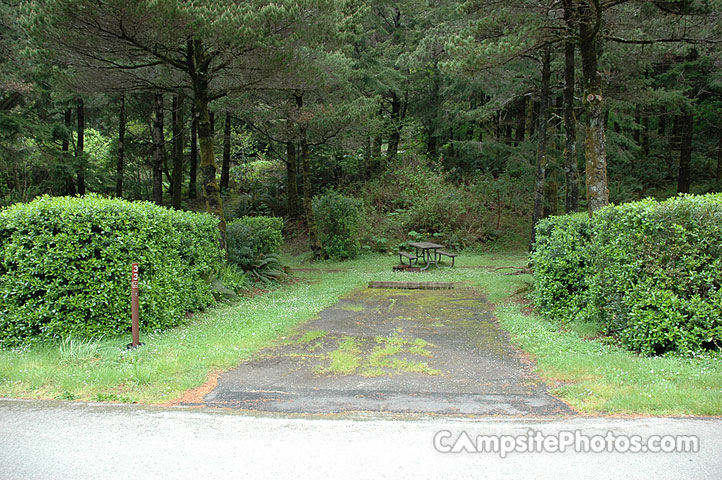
130,263,140,347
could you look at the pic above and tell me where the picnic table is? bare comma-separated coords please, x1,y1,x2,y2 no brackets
398,241,458,271
409,241,443,270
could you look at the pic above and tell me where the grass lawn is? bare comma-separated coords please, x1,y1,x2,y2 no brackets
0,250,720,415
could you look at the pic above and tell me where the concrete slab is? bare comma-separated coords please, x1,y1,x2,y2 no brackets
199,287,573,416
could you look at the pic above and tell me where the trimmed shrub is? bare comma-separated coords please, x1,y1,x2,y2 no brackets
532,194,722,355
313,191,363,260
0,195,224,346
591,194,722,355
226,216,283,269
530,213,593,322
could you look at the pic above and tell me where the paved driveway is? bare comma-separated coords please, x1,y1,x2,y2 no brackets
197,287,572,416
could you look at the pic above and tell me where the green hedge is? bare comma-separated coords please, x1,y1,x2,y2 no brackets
226,216,283,269
313,191,363,260
531,213,593,323
532,194,722,355
0,195,223,346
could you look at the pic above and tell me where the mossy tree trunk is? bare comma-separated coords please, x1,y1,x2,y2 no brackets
579,2,609,214
295,92,322,259
563,0,579,213
189,38,226,250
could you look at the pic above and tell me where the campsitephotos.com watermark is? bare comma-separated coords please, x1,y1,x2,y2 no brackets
434,430,699,457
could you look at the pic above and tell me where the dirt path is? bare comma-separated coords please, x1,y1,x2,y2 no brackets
194,287,573,416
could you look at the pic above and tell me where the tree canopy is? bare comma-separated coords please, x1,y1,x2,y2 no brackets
1,0,721,255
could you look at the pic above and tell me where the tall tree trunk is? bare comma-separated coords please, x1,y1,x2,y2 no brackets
116,96,126,197
530,47,551,251
579,3,609,214
189,105,198,199
286,141,300,217
188,38,226,249
76,98,85,195
171,95,184,209
194,82,226,249
544,181,558,218
562,5,579,213
677,111,693,194
221,110,231,192
62,107,76,195
151,93,164,205
295,93,322,259
387,92,401,159
300,135,322,259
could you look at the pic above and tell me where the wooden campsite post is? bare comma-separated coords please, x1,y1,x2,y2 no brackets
130,263,140,347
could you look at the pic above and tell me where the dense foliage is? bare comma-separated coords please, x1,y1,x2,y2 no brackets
532,194,722,355
360,159,533,251
0,195,223,345
226,216,284,269
313,191,363,259
530,213,592,322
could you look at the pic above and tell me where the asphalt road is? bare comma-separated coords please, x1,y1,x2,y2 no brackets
1,399,720,480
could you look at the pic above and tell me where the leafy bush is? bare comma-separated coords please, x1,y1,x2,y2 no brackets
0,195,223,346
226,216,283,269
313,191,363,260
530,213,593,322
591,194,722,355
532,194,722,355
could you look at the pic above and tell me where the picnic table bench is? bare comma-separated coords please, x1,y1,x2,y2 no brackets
436,249,457,267
398,251,417,265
